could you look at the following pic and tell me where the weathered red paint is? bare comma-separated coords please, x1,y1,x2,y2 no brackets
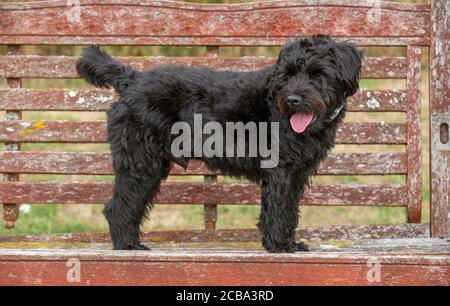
0,88,408,112
406,46,422,224
430,0,450,238
0,56,407,79
0,36,430,47
0,181,407,206
2,45,22,229
0,0,430,46
0,120,407,144
0,151,407,175
0,257,448,286
0,224,431,244
0,237,448,286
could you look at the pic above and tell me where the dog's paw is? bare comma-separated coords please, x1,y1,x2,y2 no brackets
135,244,151,250
264,243,307,253
114,244,151,251
295,242,309,252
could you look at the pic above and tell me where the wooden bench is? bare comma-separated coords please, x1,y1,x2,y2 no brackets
0,0,449,285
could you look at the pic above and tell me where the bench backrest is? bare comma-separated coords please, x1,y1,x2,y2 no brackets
0,0,448,239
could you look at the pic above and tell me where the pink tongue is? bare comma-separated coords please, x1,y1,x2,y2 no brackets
290,112,315,133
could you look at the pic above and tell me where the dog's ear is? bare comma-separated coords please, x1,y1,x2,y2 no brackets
331,42,363,97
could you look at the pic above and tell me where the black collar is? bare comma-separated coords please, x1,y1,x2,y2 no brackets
324,101,346,123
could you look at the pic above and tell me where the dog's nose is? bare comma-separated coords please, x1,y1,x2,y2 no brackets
287,95,302,106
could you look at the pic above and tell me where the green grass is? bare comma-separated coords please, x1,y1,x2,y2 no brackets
0,204,109,235
1,205,74,235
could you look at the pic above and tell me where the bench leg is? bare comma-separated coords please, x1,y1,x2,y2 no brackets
257,172,308,253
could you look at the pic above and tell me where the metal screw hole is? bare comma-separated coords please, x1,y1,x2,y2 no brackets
440,123,449,144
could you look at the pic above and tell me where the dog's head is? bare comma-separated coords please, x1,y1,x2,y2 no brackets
267,35,363,133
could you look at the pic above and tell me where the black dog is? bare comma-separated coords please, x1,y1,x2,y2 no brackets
76,35,362,253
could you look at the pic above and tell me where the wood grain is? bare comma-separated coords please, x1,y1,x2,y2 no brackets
0,88,408,112
0,0,430,46
406,46,422,223
0,237,448,286
0,121,407,144
0,224,431,244
2,45,22,230
0,151,407,175
0,182,407,206
0,56,407,79
0,259,448,286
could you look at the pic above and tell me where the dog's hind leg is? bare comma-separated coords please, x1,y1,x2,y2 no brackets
103,159,170,250
257,171,309,253
104,103,170,250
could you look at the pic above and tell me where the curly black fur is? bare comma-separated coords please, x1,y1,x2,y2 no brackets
76,35,362,252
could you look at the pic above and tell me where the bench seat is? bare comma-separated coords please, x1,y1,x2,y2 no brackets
0,0,449,286
0,233,448,286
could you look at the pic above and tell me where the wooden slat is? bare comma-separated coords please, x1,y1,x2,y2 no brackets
0,182,407,206
0,224,431,244
0,36,430,47
336,122,406,144
0,88,116,112
0,89,407,112
0,0,430,46
2,45,22,230
0,152,408,175
0,121,407,144
2,246,447,264
348,89,407,112
202,153,394,175
0,37,430,47
317,152,407,175
0,121,106,143
430,0,450,238
0,0,431,12
0,56,406,79
406,46,422,223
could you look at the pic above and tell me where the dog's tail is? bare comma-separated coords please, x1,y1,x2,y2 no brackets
76,45,135,94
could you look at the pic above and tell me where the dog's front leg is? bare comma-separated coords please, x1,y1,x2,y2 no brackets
257,172,309,253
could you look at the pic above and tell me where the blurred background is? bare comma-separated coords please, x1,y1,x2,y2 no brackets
0,0,430,235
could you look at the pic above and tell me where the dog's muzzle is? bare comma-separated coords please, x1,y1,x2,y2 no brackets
286,94,316,133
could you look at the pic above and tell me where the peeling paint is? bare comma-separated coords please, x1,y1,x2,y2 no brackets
75,97,86,104
68,90,77,97
94,95,113,103
19,122,31,128
366,98,380,109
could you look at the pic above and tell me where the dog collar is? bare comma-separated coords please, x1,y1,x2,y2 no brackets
325,101,346,123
